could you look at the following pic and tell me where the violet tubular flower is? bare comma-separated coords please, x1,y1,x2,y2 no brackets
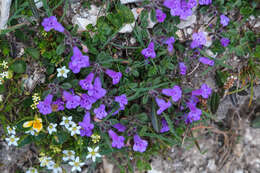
63,91,81,109
105,69,122,85
156,9,166,23
162,85,182,102
115,94,128,109
155,97,171,115
88,77,107,100
79,72,94,90
199,0,212,5
37,94,53,115
141,42,156,59
113,123,126,132
78,112,94,137
51,99,64,112
179,62,187,75
199,57,214,66
80,94,96,110
94,104,107,119
108,130,125,149
133,134,148,153
164,37,175,53
160,118,170,133
185,106,202,124
190,32,207,49
192,83,212,99
69,47,90,74
220,14,230,27
220,38,230,47
41,16,64,33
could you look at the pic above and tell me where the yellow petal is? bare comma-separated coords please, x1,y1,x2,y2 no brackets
23,121,33,128
33,119,43,132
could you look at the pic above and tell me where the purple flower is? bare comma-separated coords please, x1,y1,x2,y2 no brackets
115,94,128,109
63,91,81,109
80,94,96,110
156,97,171,115
133,134,148,152
160,118,170,133
187,95,199,108
199,57,214,66
94,104,107,119
79,72,94,90
41,16,64,33
190,32,207,49
164,37,175,53
78,112,94,137
199,0,212,5
163,0,197,20
185,106,202,124
192,83,212,99
179,62,187,75
162,85,182,102
88,77,107,100
69,47,90,74
108,129,125,149
156,9,166,23
105,69,122,85
220,14,230,27
141,42,156,59
51,99,64,112
37,94,53,115
220,38,230,47
113,123,126,132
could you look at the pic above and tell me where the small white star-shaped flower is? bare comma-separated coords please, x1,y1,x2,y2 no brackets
47,123,57,135
39,156,52,167
60,116,73,129
86,146,101,162
68,123,81,136
26,167,38,173
69,156,84,172
52,163,62,173
63,150,75,162
57,66,70,78
5,135,19,146
6,126,16,135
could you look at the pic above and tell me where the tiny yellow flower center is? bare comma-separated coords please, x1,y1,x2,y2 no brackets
60,69,65,75
74,162,79,167
72,127,77,131
49,125,53,129
10,138,15,142
91,151,96,156
65,120,69,124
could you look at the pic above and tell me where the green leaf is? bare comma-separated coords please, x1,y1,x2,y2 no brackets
53,131,69,145
19,135,32,147
210,92,220,114
116,4,135,24
151,98,160,132
251,115,260,128
56,43,65,55
10,60,26,74
136,112,148,122
26,48,40,59
61,83,72,90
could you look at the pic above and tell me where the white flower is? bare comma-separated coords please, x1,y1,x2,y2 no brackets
39,156,52,167
63,150,75,162
5,135,19,146
46,160,55,170
52,163,62,173
26,167,38,173
69,156,84,172
57,66,70,78
0,71,8,78
86,146,101,162
6,126,16,135
47,123,57,135
60,116,73,129
25,128,37,136
68,123,81,136
1,61,8,69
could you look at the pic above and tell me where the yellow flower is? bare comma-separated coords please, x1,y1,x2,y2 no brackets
91,134,101,144
23,117,43,132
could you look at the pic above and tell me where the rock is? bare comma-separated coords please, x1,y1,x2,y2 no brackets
177,15,197,29
120,0,146,4
71,5,105,32
207,159,216,171
103,157,114,173
119,8,140,33
0,0,12,29
34,0,43,9
130,37,136,44
147,12,157,28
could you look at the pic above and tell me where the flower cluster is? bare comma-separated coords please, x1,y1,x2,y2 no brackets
0,60,11,85
31,93,41,110
5,126,19,146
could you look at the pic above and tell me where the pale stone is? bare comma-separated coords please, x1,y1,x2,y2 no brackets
120,0,146,4
177,15,196,29
0,0,12,29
